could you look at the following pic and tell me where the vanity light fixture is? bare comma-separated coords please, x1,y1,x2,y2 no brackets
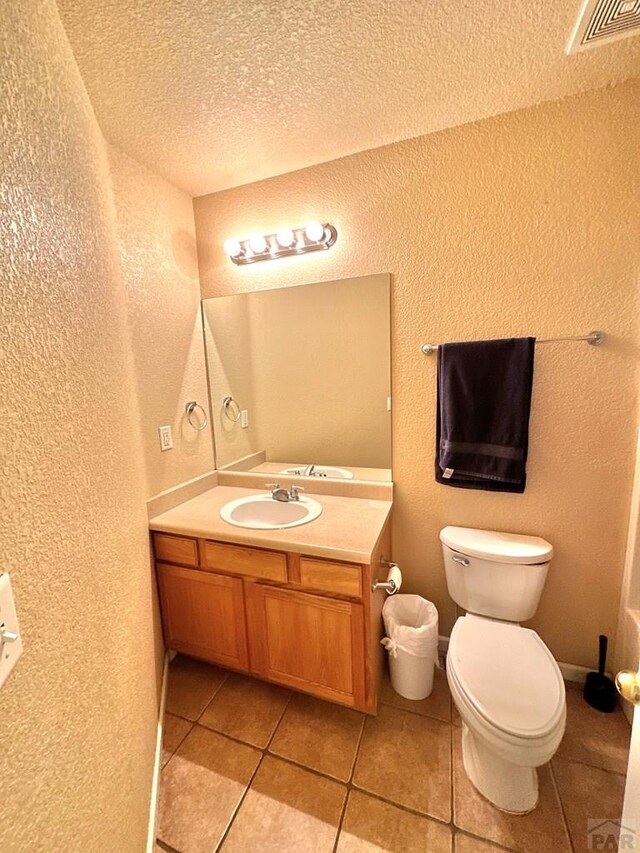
224,221,337,265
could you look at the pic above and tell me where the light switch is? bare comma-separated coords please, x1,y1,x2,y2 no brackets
0,572,23,689
159,425,173,451
240,409,249,429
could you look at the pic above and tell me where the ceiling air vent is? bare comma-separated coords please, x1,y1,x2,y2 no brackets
567,0,640,53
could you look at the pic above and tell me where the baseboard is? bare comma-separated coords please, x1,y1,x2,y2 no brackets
437,634,591,685
556,662,592,685
146,652,169,853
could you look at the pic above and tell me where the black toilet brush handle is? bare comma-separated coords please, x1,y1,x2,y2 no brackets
598,634,608,677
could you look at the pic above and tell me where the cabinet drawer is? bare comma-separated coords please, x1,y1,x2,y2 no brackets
152,532,198,567
203,540,287,582
299,558,362,598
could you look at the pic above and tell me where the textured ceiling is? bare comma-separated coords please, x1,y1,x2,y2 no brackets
58,0,640,196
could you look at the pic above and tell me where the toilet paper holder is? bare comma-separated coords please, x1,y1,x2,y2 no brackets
372,559,400,594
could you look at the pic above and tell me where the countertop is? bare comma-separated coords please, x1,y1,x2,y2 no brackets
148,485,393,564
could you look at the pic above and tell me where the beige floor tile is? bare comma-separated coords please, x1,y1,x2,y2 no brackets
380,666,452,723
162,713,192,767
452,732,570,853
353,704,451,821
552,757,626,853
199,672,291,748
165,655,228,721
337,790,452,852
454,834,514,852
269,692,364,781
221,755,346,852
555,686,631,774
158,725,261,853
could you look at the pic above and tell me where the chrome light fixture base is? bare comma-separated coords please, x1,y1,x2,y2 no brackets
227,223,337,265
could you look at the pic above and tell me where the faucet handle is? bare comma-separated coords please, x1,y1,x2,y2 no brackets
290,485,304,499
265,483,280,492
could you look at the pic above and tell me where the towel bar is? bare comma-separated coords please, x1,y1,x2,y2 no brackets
420,330,605,355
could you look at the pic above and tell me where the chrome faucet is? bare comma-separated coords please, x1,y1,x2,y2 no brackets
265,483,304,502
303,464,316,477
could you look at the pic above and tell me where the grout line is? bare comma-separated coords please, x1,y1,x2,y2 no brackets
264,690,295,752
331,787,350,853
453,829,518,852
195,688,293,752
328,709,368,851
161,719,194,771
214,751,266,852
553,752,628,777
195,671,230,724
549,760,576,853
262,747,359,788
378,697,452,725
348,713,367,785
450,710,456,828
192,721,271,753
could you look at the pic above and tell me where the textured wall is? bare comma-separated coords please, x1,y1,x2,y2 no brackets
203,275,391,470
0,3,159,850
195,80,640,667
108,145,215,498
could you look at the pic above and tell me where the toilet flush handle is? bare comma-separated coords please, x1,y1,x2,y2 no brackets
452,555,470,567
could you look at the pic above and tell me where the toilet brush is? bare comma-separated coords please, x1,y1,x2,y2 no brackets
583,634,617,713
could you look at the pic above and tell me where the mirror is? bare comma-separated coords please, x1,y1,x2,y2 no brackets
202,274,391,482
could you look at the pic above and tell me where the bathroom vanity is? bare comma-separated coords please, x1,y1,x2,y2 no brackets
150,486,392,714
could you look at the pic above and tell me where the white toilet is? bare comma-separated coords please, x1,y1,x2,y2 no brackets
441,525,566,815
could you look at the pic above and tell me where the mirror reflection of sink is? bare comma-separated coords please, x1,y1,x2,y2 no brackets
220,494,323,530
280,466,354,480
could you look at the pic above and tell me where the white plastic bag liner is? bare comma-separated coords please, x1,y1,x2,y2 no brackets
381,594,439,700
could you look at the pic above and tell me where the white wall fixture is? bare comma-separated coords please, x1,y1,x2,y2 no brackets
0,573,23,690
224,222,338,265
158,425,173,451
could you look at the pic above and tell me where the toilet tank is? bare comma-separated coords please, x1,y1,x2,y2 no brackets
440,526,554,622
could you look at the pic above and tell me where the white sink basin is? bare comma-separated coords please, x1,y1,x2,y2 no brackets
280,466,354,480
220,494,323,530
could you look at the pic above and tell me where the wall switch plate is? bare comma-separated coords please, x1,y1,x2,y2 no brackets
240,409,249,429
0,573,23,689
159,425,173,451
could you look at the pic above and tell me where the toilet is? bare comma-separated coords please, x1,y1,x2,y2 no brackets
441,525,566,815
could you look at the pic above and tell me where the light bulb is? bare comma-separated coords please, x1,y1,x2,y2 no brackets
276,227,295,248
305,221,325,242
249,233,267,254
224,238,242,258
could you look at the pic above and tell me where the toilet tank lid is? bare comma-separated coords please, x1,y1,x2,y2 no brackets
440,526,553,564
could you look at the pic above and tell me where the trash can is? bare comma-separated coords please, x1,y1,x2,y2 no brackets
381,595,439,700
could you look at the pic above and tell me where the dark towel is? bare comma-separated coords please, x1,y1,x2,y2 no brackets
435,337,535,493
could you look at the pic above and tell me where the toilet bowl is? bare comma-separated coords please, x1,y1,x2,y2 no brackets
447,614,566,813
440,525,566,813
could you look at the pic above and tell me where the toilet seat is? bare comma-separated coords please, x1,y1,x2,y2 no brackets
447,615,565,740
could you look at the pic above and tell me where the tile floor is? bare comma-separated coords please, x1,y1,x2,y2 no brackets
156,656,631,853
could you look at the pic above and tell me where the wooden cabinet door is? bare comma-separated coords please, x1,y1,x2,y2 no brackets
157,563,248,671
245,583,366,708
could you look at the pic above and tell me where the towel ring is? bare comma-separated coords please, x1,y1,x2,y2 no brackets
222,396,241,423
185,401,208,431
